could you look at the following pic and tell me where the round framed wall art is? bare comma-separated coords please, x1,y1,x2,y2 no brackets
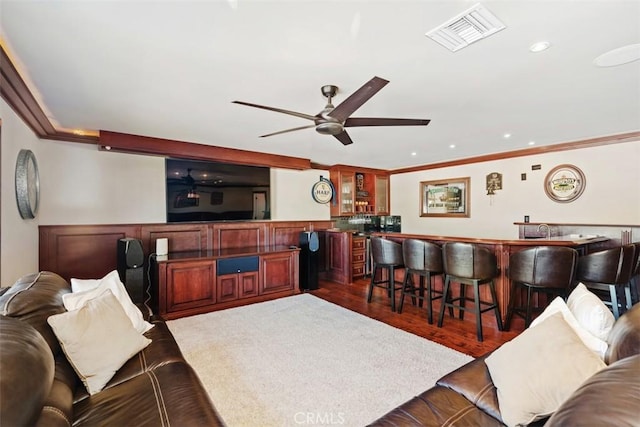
544,164,585,203
15,149,40,219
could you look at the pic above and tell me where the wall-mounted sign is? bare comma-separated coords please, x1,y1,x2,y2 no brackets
311,176,334,204
486,172,502,195
544,164,586,203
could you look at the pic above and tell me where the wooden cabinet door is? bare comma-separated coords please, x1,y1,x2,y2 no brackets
217,274,239,303
325,232,351,285
374,174,390,215
239,271,259,298
330,171,355,216
260,252,296,294
166,261,215,312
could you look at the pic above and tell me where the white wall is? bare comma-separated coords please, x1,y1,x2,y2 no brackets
392,141,640,239
270,168,332,220
1,98,41,285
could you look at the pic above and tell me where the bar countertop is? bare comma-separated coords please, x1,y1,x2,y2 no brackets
370,232,610,247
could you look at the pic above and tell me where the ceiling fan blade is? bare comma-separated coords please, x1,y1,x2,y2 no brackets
345,117,431,127
328,76,389,122
259,124,316,138
333,130,354,146
233,101,317,121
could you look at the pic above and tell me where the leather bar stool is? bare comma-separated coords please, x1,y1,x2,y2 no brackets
627,242,640,305
505,246,579,329
397,239,448,324
367,237,404,311
577,244,636,319
437,242,503,342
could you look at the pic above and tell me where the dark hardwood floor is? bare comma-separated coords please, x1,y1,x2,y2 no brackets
310,278,525,358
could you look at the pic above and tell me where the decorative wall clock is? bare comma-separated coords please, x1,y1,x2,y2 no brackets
15,149,40,219
544,164,585,203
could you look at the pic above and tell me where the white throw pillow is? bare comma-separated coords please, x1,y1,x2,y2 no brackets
48,290,152,395
64,270,153,334
530,297,608,359
486,313,606,427
567,282,615,341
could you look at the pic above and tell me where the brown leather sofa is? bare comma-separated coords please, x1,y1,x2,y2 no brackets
369,302,640,426
0,271,225,426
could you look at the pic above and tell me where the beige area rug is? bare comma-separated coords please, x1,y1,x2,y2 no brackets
166,294,473,427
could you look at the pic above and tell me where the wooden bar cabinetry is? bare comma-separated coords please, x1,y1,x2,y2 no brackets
352,236,366,279
152,246,300,319
329,166,390,216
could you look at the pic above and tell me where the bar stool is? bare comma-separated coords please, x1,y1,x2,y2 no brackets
505,246,579,329
397,239,447,324
577,244,636,319
627,242,640,305
437,242,503,342
367,237,404,312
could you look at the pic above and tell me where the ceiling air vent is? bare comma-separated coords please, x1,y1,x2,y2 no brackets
426,3,506,52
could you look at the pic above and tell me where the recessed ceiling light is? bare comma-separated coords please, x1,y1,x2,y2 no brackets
594,43,640,67
529,41,551,53
528,141,536,146
503,133,511,139
449,144,456,149
411,152,417,156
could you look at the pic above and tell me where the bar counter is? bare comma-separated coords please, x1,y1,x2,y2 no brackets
370,232,610,322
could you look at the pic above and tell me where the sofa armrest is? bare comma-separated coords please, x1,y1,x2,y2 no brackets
436,355,503,423
545,354,640,426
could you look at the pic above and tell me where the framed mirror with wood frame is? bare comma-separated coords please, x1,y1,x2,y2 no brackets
420,177,470,218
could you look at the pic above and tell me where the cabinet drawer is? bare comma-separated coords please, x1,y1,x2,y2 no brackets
217,256,259,275
353,265,365,277
352,252,365,263
353,238,366,250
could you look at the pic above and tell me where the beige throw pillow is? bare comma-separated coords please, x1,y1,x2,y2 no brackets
530,297,608,359
64,270,153,334
48,290,152,395
567,282,615,341
485,312,606,427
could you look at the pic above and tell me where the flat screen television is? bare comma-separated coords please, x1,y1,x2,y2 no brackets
166,158,270,222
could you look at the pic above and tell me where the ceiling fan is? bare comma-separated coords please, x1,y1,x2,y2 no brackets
233,76,430,145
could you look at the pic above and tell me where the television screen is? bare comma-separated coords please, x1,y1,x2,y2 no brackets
166,158,270,222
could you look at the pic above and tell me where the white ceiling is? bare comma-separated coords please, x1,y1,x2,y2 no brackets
1,0,639,170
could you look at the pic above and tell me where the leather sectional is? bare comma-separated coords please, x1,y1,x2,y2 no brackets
0,271,224,426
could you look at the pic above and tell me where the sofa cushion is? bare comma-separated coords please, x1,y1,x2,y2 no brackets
544,354,640,427
485,312,606,427
0,315,54,426
63,270,153,334
73,320,188,402
530,296,608,358
72,362,225,426
48,290,152,395
367,385,504,427
0,271,70,354
567,282,615,341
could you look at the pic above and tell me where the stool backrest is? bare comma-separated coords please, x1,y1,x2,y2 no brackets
442,242,497,280
371,237,403,266
509,246,578,288
577,244,636,285
631,242,640,277
402,239,442,273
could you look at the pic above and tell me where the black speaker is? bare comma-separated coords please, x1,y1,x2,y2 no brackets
117,238,145,304
299,231,319,291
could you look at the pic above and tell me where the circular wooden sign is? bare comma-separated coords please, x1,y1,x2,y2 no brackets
544,164,586,203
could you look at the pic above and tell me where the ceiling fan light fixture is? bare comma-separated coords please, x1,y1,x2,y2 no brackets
315,122,344,135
